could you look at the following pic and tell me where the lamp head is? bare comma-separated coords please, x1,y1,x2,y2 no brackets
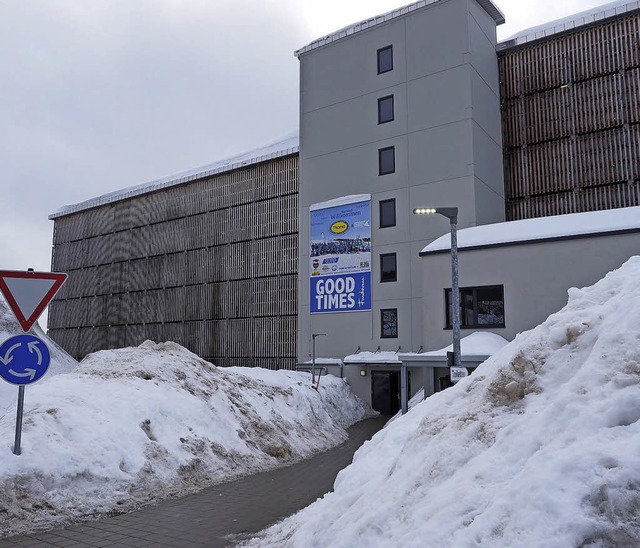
412,207,458,221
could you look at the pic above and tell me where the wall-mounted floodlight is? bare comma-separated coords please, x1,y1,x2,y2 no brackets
413,206,460,369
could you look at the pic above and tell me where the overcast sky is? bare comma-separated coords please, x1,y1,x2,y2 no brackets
0,0,618,277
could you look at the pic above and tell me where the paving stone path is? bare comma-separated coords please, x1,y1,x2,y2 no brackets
0,416,387,548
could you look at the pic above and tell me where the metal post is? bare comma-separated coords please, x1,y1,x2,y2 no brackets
412,206,460,370
311,333,326,389
312,337,316,387
400,365,408,414
13,386,25,456
450,217,461,369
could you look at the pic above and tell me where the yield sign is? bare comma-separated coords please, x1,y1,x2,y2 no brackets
0,270,67,332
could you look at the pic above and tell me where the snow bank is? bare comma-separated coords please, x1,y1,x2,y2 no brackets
0,296,77,417
0,341,371,537
244,256,640,547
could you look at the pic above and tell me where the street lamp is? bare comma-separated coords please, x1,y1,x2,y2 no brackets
413,207,460,369
311,333,326,389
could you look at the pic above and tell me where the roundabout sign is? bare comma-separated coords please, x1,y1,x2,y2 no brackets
0,268,67,455
0,334,51,386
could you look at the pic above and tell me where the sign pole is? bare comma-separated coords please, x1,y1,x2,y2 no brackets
13,386,25,456
0,268,67,455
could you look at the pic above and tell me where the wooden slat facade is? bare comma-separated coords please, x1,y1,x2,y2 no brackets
499,9,640,220
49,154,299,370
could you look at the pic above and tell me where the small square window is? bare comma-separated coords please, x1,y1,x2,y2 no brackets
378,146,395,175
380,253,397,283
377,45,393,74
379,199,396,228
378,95,394,124
381,308,398,338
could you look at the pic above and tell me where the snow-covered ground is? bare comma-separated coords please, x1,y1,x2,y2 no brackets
0,335,372,537
3,256,640,545
243,256,640,547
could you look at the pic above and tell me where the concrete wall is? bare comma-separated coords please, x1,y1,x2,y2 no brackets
421,232,640,350
297,0,504,363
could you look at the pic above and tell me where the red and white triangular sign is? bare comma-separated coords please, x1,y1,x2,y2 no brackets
0,270,67,332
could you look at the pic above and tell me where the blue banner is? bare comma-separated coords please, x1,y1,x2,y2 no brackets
310,196,371,313
310,272,371,313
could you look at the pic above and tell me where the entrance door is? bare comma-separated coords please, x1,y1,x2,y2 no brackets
371,371,400,415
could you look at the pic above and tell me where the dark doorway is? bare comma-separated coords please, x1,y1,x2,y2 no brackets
371,371,400,415
438,374,453,392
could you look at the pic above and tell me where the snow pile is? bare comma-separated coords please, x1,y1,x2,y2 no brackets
419,331,509,356
244,256,640,547
0,341,371,537
0,296,77,417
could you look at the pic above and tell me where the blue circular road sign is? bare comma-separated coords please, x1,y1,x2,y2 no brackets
0,335,51,386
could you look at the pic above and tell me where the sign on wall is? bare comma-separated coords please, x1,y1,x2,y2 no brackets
310,195,371,313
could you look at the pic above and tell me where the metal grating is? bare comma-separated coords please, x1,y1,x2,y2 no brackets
48,155,299,369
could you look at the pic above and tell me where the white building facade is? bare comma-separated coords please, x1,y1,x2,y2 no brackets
296,0,506,368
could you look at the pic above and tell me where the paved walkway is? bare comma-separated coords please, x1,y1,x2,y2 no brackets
0,416,387,548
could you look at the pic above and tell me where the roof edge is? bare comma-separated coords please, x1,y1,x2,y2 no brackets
497,1,640,51
49,141,299,220
295,0,504,58
419,227,640,256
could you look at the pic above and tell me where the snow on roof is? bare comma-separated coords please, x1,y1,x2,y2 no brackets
295,0,504,58
301,358,344,365
421,206,640,255
49,132,299,220
419,331,509,357
343,332,508,364
344,351,404,365
498,0,640,50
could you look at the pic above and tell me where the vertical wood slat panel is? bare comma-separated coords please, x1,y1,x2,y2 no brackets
500,10,640,221
50,151,299,367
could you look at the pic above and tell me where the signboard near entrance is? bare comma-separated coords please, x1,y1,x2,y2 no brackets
310,195,372,313
450,367,469,383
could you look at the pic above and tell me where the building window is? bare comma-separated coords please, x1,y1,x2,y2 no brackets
381,308,398,338
378,146,395,175
379,199,396,228
380,253,397,283
445,285,505,328
377,45,393,74
378,95,394,124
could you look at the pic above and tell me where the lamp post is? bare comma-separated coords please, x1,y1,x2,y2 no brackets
412,207,460,369
311,333,326,389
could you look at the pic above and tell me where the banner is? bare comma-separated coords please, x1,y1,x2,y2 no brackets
310,195,371,313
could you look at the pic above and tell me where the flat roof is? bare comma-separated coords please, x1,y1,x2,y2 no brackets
49,132,299,220
295,0,505,58
343,332,508,363
420,206,640,255
497,0,640,50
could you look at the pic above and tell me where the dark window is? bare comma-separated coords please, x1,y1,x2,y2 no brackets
379,199,396,228
380,253,397,283
381,308,398,338
445,285,505,328
378,146,395,175
377,45,393,74
378,95,394,124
